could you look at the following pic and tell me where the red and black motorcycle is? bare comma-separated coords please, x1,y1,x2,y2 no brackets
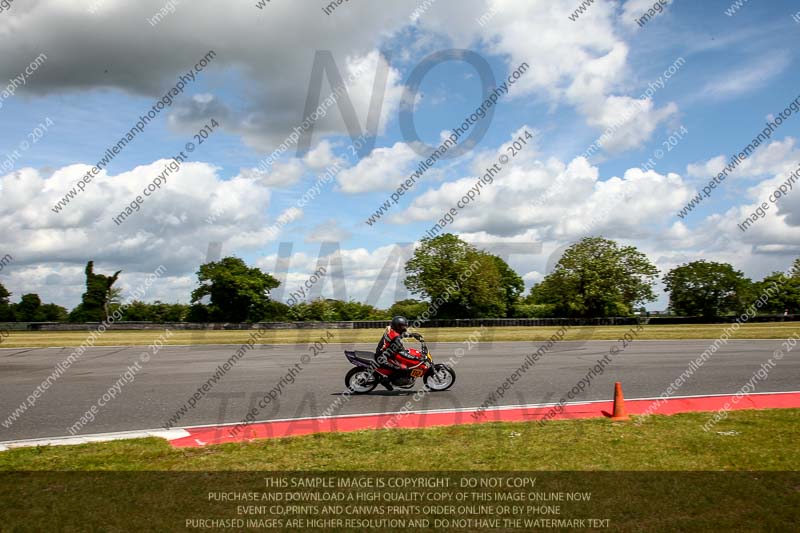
343,339,456,394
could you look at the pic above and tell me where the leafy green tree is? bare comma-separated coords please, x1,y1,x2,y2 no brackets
404,234,509,318
292,299,338,321
404,234,474,313
283,299,384,321
329,300,387,320
186,303,210,323
39,303,68,322
13,294,43,321
529,237,659,317
2,290,66,322
492,256,525,317
259,300,291,322
69,261,121,322
663,261,752,317
286,301,313,321
123,301,187,322
191,257,280,322
0,282,9,305
149,302,189,322
106,287,123,319
120,300,152,321
462,252,508,317
752,261,800,314
388,299,430,320
512,302,556,318
754,273,800,314
0,282,12,321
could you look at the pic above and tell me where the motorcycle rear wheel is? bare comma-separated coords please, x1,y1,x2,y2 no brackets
345,368,378,394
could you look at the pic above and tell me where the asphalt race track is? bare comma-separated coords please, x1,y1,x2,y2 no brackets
1,339,798,441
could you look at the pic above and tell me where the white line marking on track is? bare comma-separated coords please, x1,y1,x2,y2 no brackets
2,390,798,452
0,429,189,451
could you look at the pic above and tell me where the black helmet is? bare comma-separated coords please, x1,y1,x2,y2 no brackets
390,316,408,334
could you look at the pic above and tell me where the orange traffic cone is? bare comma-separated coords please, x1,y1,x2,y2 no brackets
610,382,629,421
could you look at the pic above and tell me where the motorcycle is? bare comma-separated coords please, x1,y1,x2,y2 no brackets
343,339,456,394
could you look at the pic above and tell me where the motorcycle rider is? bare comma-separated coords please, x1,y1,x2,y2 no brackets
374,316,424,389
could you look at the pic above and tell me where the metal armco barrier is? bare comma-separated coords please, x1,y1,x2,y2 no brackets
2,315,798,331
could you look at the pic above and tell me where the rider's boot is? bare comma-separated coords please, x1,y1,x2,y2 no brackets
374,362,395,391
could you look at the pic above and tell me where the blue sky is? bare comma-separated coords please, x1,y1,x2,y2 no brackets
1,0,799,311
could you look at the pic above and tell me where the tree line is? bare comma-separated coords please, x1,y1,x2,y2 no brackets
1,235,799,323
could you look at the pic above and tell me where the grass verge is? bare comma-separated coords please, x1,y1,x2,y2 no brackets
1,322,799,348
1,410,798,531
2,409,798,471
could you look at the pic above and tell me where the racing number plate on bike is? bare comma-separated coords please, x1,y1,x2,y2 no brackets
410,369,424,378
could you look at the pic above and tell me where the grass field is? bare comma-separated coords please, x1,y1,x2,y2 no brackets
1,322,799,348
2,410,798,530
2,409,798,471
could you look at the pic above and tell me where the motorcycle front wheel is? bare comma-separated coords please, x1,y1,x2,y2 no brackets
345,367,378,394
423,364,456,391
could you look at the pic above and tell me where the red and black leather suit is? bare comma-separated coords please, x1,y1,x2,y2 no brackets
374,326,423,370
